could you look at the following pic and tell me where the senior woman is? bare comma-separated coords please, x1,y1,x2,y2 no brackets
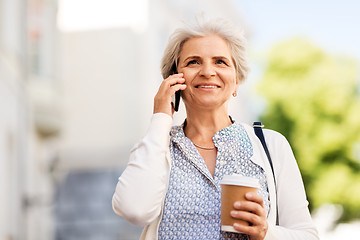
112,18,319,240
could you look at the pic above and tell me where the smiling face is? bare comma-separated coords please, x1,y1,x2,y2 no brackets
177,34,239,111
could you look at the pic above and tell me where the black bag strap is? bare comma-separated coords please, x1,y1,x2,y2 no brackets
253,122,275,178
253,121,279,225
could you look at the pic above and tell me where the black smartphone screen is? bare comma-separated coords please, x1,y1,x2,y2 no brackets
173,90,181,112
170,64,181,112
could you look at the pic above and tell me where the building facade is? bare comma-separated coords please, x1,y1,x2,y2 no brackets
0,0,59,239
0,0,251,239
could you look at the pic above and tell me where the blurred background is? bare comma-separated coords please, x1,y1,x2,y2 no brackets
0,0,359,239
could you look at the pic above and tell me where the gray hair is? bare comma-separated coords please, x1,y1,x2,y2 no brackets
160,18,250,82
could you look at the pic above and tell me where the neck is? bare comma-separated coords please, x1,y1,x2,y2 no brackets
183,105,232,145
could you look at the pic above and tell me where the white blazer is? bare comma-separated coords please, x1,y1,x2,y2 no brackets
112,113,319,240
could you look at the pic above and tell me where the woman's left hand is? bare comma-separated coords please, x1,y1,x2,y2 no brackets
230,192,268,240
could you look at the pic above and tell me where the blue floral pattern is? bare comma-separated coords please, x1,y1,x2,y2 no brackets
158,122,270,240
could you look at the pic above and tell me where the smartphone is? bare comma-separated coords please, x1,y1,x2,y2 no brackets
170,65,181,112
172,90,181,112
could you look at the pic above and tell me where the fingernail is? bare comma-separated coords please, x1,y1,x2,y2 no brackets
230,210,237,216
234,201,241,208
246,192,253,198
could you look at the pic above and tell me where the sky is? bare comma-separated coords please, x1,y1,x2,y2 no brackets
235,0,360,61
57,0,148,32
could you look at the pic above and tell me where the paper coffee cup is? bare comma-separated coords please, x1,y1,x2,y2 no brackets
220,174,260,233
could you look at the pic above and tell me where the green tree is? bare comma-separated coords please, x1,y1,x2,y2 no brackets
258,38,360,222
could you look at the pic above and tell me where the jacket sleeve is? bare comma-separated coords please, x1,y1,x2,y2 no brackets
263,130,319,240
112,113,173,226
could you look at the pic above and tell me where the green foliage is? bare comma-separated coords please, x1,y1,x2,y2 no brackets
258,38,360,222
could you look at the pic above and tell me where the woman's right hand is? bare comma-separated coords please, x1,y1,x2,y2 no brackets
153,73,187,117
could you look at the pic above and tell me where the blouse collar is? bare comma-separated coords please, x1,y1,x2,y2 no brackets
170,117,240,149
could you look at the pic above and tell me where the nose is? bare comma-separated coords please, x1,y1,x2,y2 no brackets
199,62,216,78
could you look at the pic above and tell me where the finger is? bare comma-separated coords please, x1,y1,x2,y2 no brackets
233,222,267,238
157,79,185,99
155,83,186,102
159,79,185,97
166,79,186,90
230,210,261,225
245,192,264,207
170,83,187,93
231,211,268,238
164,73,185,85
233,201,265,218
233,222,251,234
170,72,184,78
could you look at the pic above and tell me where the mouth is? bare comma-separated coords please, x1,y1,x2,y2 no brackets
195,84,220,89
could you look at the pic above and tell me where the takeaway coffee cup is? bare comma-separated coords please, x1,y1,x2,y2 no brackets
220,174,260,233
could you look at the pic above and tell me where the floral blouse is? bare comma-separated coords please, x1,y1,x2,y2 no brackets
158,122,270,240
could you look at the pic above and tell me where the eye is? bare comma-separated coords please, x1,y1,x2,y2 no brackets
186,60,199,66
215,59,228,65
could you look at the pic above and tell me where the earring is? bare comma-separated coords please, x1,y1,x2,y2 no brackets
232,92,237,97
